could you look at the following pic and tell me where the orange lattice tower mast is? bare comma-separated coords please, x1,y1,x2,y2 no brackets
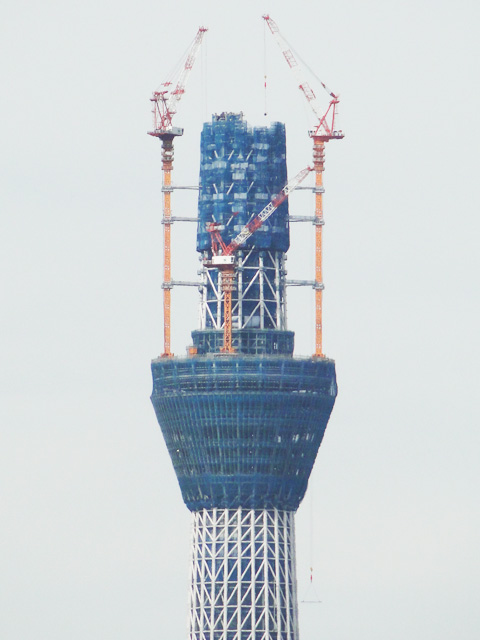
263,15,344,357
148,27,207,356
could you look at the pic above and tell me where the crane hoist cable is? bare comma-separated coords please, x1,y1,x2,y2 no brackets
262,14,342,139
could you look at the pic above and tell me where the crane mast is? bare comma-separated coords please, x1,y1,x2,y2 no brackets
148,27,207,357
263,14,344,357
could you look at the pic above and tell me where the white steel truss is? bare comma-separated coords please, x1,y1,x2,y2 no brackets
189,509,298,640
199,251,287,332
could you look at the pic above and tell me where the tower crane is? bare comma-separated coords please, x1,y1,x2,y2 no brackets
205,166,313,353
263,14,344,358
148,26,208,357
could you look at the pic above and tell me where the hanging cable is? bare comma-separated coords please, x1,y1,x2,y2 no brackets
310,483,314,573
263,18,268,116
300,477,322,604
205,38,209,120
201,37,208,121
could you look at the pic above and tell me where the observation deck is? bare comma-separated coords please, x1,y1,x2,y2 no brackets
151,355,337,512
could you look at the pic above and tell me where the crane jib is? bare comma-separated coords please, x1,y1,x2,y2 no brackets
219,166,312,257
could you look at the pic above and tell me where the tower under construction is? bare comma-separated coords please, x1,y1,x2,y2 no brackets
151,112,338,640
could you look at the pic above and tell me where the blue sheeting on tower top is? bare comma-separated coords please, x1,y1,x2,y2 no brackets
196,112,289,253
151,356,337,512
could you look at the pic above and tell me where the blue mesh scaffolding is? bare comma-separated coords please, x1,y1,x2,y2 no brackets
196,112,289,253
151,357,337,512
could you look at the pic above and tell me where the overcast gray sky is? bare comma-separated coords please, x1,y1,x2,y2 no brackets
1,1,479,638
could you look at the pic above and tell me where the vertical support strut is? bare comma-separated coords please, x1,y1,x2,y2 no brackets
237,251,243,331
312,137,325,357
149,128,182,356
161,135,175,357
259,252,265,329
220,266,236,353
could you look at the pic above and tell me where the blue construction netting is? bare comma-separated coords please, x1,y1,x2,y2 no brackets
151,356,337,512
191,329,294,356
196,113,289,253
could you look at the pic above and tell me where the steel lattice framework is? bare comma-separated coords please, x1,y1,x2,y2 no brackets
199,249,288,332
189,509,298,640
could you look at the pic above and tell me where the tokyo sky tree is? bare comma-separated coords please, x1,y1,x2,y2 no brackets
151,113,337,640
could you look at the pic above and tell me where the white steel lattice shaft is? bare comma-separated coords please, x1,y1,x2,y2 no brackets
199,250,287,332
189,509,298,640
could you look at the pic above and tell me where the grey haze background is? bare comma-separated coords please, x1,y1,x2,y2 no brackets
1,0,479,638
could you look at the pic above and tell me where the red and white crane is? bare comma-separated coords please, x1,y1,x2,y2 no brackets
149,27,208,137
148,26,207,357
205,166,313,353
263,14,344,357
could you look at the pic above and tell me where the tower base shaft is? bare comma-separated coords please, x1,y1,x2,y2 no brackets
190,508,298,640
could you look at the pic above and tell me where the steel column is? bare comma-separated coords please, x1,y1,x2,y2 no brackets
189,509,299,640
